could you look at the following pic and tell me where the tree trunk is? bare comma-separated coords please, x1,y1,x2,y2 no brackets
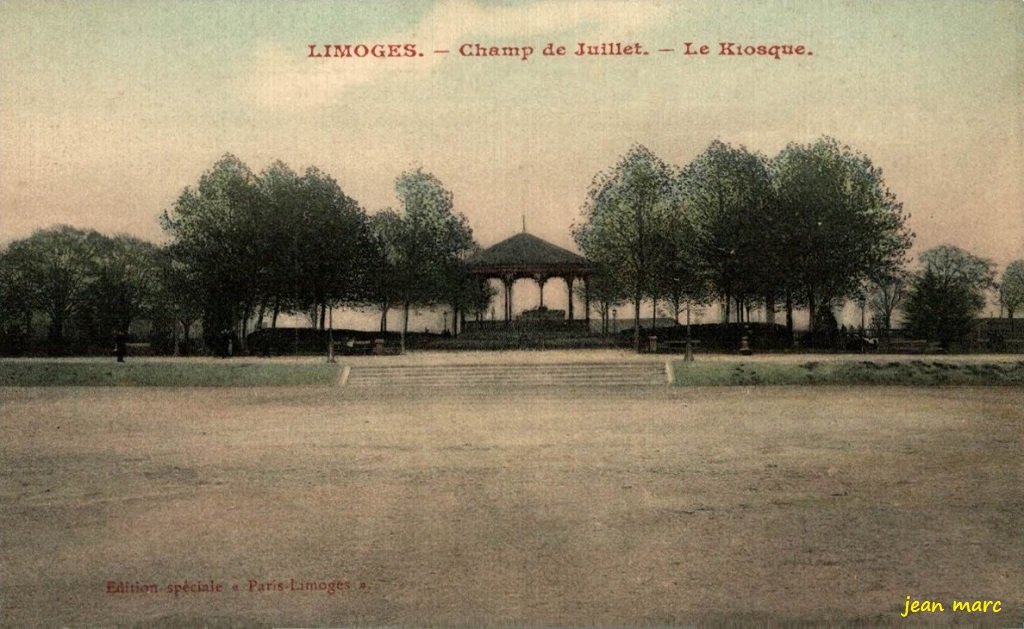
785,292,794,346
272,296,280,329
241,302,252,352
633,293,642,353
49,311,65,347
401,301,409,354
807,292,817,347
685,301,693,362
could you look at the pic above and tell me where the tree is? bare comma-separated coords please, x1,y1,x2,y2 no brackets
772,137,913,339
442,260,495,336
903,245,995,348
578,263,627,336
651,203,710,346
367,209,403,333
161,154,264,346
3,226,106,348
0,249,35,341
998,260,1024,333
680,141,777,326
574,145,677,352
83,235,163,338
291,166,377,330
253,160,304,328
154,249,205,355
916,245,996,293
868,268,910,335
385,169,476,352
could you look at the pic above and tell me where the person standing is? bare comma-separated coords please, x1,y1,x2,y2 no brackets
219,328,233,358
114,330,128,363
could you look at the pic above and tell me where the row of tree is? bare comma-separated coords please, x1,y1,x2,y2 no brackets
162,156,502,353
902,246,1024,346
1,142,1021,354
573,138,1023,350
0,226,167,351
0,156,492,354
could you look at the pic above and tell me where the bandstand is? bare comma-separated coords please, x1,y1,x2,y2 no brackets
465,231,593,331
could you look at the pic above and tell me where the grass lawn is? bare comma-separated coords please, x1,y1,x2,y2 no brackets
0,361,340,387
672,359,1024,386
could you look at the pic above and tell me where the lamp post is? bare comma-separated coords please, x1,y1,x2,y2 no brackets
442,310,449,335
327,305,336,363
612,308,618,334
685,301,694,362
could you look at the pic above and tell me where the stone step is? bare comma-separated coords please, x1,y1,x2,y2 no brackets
347,378,662,386
344,362,668,387
349,363,664,373
349,366,660,371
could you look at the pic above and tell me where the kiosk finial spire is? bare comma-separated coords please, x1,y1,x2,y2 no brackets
521,213,526,233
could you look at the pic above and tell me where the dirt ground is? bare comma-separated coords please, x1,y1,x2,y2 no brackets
1,384,1021,627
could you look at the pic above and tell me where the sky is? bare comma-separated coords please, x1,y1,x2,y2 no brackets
1,0,1022,283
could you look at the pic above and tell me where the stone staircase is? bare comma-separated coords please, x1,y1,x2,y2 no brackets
343,361,668,388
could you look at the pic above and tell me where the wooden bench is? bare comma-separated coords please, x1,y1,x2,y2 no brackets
883,339,944,354
331,339,387,357
660,340,701,353
125,342,153,356
339,340,373,355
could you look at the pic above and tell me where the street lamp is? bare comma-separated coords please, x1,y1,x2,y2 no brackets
327,305,336,363
685,301,694,362
612,308,618,333
442,310,449,335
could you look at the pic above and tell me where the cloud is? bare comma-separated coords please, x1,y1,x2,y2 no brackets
242,0,671,109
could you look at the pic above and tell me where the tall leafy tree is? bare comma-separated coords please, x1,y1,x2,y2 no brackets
385,169,476,352
161,154,264,344
574,145,677,352
1000,260,1024,333
154,249,205,354
368,209,403,333
772,137,913,337
0,249,35,340
83,235,163,337
680,141,777,325
3,226,106,347
291,166,377,329
651,203,709,326
254,161,304,328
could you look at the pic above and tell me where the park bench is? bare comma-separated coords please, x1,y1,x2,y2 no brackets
330,338,389,357
884,339,944,354
338,339,374,355
125,342,153,356
660,340,701,353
